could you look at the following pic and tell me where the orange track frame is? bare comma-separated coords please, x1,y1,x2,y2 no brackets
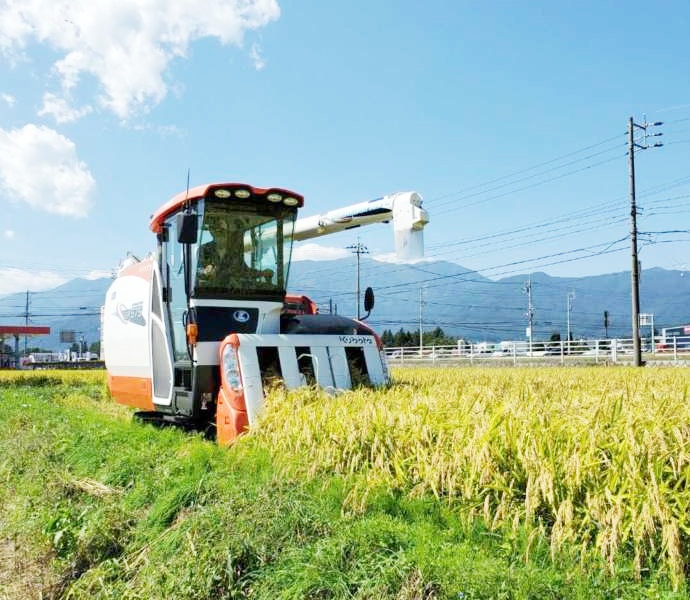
108,374,155,411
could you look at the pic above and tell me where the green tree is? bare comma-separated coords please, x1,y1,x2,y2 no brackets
387,327,458,347
26,346,50,354
423,327,455,346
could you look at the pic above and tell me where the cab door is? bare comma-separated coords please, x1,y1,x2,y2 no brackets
150,232,174,405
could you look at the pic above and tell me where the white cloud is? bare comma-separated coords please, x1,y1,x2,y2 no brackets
85,269,113,280
0,268,67,296
0,0,280,120
292,243,350,262
38,92,92,123
129,122,186,137
0,93,15,107
372,252,435,265
0,124,95,217
250,42,266,70
3,229,14,239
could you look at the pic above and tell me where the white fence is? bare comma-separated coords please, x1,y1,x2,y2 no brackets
384,336,690,367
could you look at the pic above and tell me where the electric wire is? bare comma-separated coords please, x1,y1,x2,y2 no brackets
5,120,690,336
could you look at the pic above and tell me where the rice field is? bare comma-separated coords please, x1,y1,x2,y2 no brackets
256,366,690,587
3,365,690,596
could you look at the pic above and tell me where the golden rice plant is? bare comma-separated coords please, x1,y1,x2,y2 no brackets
0,368,105,386
254,366,690,587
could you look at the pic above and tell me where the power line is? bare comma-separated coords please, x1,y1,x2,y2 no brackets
433,153,628,217
425,132,626,207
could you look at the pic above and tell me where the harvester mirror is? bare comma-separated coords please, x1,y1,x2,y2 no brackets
364,287,375,312
176,212,198,244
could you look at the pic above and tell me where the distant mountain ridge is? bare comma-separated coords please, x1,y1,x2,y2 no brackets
1,260,688,351
0,277,109,352
291,260,690,342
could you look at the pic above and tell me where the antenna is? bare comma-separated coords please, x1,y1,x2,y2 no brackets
184,168,191,210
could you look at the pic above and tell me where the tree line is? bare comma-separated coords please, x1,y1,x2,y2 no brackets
380,327,457,347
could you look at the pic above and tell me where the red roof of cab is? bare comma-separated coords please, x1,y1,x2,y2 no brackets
149,183,304,233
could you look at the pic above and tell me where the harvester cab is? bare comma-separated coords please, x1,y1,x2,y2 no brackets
102,183,428,443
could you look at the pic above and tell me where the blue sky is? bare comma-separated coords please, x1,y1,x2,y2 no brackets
1,0,689,297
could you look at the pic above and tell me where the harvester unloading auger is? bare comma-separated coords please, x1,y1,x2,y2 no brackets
102,183,429,443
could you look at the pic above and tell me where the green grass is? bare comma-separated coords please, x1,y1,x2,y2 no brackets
0,368,688,598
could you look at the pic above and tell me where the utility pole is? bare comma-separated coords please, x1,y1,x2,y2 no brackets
346,239,369,319
604,310,609,338
524,276,534,355
418,287,426,352
566,291,575,351
628,116,663,366
24,290,30,355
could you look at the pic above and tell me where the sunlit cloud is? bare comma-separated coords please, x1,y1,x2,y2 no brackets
0,267,68,296
85,269,114,280
292,243,350,262
0,124,95,217
372,252,434,264
250,42,266,70
128,122,186,137
38,92,92,124
0,0,280,120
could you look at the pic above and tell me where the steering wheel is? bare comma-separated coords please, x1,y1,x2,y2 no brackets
259,269,274,282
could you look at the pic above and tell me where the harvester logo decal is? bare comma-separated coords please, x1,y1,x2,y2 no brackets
232,310,251,324
115,301,146,326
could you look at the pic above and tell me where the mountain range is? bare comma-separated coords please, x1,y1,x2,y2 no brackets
1,259,688,351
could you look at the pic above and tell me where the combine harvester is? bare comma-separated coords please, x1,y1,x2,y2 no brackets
103,183,428,443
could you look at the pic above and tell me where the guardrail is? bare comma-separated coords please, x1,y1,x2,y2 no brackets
384,336,690,367
24,360,106,370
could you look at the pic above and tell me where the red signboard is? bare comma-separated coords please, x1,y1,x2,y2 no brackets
0,325,50,336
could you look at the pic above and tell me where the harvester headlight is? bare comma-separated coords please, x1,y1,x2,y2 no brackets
214,189,231,198
267,193,283,203
283,196,299,206
221,346,243,391
234,189,251,199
